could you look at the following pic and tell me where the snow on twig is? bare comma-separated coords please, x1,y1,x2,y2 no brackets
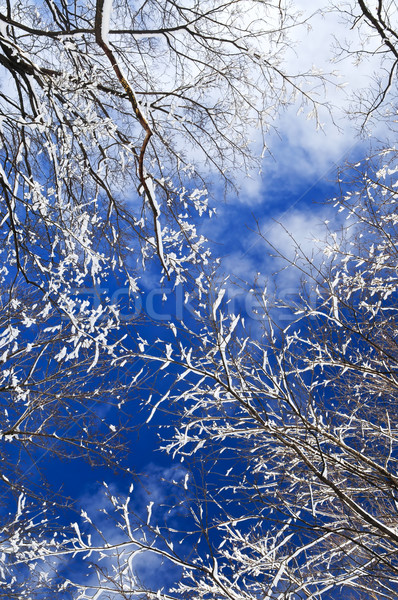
99,0,113,44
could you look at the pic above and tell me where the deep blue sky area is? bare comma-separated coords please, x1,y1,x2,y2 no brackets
5,134,365,600
2,123,392,600
34,149,348,524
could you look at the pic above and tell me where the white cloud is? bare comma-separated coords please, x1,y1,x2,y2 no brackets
234,1,393,206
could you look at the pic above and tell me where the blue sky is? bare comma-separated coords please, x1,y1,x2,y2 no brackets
1,0,397,597
30,124,375,596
